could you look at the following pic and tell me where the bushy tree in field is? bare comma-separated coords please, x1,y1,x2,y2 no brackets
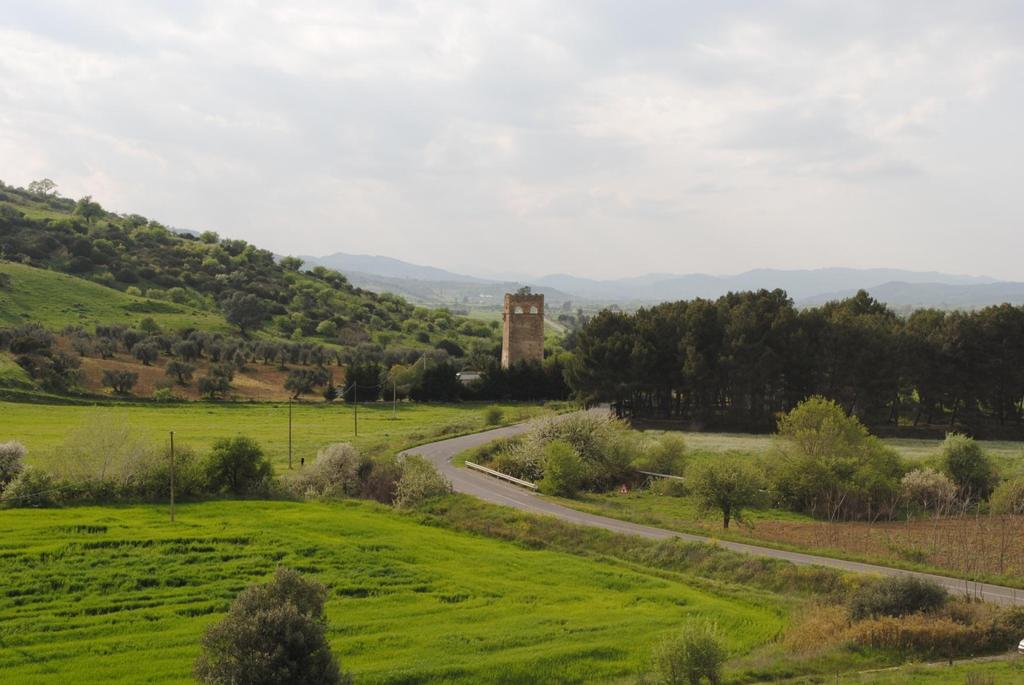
194,568,349,685
690,457,763,529
538,440,585,498
770,397,904,520
653,621,725,685
204,437,273,495
940,433,999,501
0,441,27,491
102,369,138,394
393,455,452,508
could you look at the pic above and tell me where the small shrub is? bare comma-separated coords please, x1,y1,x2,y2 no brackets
639,434,687,475
359,455,404,504
652,621,725,685
1,467,57,507
393,455,452,508
990,478,1024,516
291,443,361,498
484,405,504,426
901,468,956,511
203,436,273,495
538,440,585,498
152,387,175,402
194,568,350,685
850,576,948,620
0,440,27,490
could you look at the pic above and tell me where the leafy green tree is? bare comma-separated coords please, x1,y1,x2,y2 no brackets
194,568,349,685
279,256,304,272
203,436,272,494
771,397,904,520
940,433,999,501
222,291,269,336
691,457,763,528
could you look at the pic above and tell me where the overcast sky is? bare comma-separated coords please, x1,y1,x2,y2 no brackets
1,2,1022,280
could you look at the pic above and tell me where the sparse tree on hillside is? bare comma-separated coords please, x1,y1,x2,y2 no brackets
165,360,195,386
131,340,159,366
73,195,103,223
102,369,138,395
26,178,58,196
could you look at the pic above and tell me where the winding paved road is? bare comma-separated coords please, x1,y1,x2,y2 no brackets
403,422,1024,606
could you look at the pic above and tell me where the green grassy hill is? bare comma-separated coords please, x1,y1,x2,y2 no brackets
0,260,230,331
0,500,783,684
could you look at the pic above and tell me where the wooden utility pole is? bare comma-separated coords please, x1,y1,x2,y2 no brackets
288,398,293,469
392,379,397,420
353,381,359,437
169,431,176,523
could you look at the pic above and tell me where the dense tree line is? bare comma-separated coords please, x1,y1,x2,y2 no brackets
568,289,1024,433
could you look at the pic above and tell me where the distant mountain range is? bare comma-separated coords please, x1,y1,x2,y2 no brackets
300,252,1021,310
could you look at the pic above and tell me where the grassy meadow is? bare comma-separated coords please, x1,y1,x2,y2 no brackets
0,500,785,684
1,400,557,469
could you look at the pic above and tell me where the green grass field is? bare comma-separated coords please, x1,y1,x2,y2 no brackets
820,658,1024,684
1,400,556,469
0,260,230,331
0,500,784,684
664,430,1024,480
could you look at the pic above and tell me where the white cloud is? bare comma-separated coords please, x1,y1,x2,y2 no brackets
0,1,1022,279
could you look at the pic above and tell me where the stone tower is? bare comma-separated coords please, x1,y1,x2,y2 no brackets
501,292,544,368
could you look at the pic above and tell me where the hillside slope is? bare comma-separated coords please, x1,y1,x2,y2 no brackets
0,261,230,331
0,181,499,354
